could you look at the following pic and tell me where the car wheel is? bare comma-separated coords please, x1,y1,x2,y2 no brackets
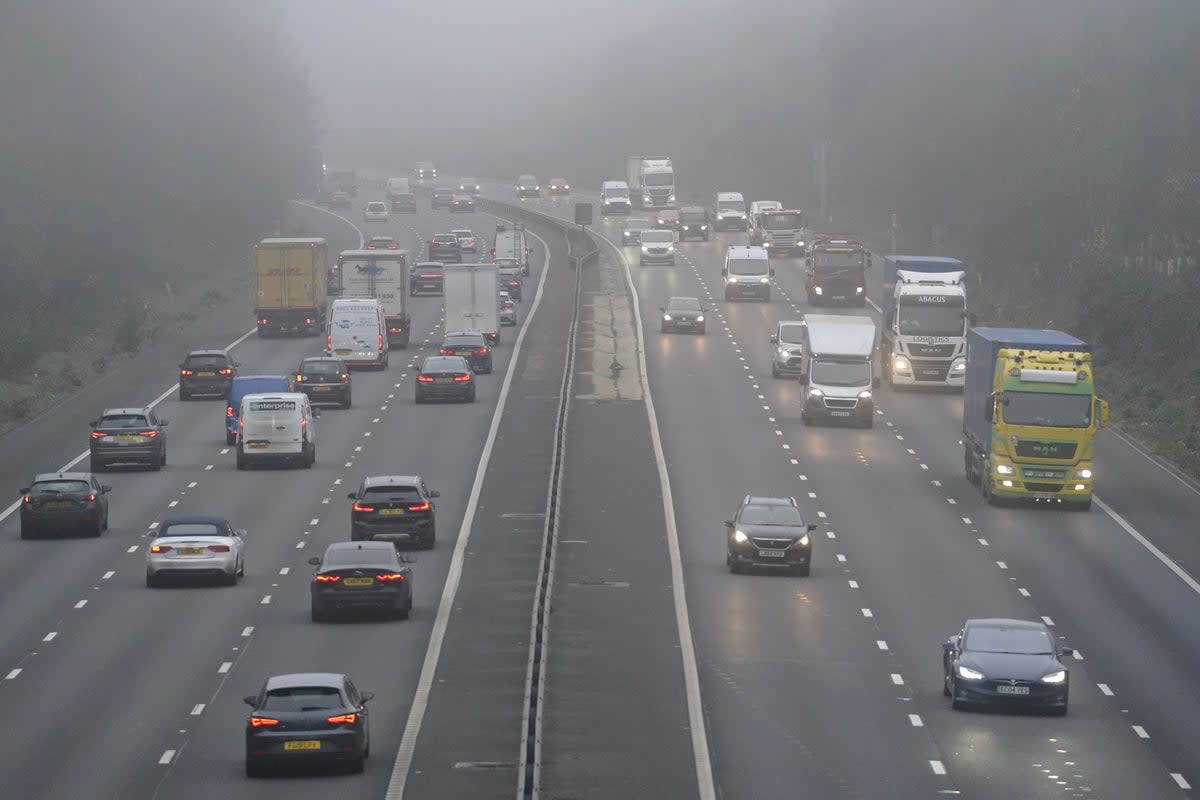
102,512,109,531
160,446,167,466
394,601,410,621
1051,704,1068,717
304,446,315,469
89,518,103,538
236,451,247,470
943,673,952,697
950,680,965,710
419,526,436,550
414,391,424,404
346,751,365,774
862,418,874,429
245,760,268,778
699,325,706,334
145,571,159,588
467,388,476,403
342,392,352,409
179,387,190,401
89,456,103,473
793,564,811,577
221,570,238,586
311,605,326,623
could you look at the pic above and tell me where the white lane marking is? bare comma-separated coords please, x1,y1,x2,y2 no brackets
1098,683,1114,696
1073,649,1084,660
373,417,380,423
241,627,254,637
386,221,567,799
204,464,213,471
947,498,957,505
191,704,205,716
861,608,873,618
978,538,989,546
168,500,178,508
962,517,973,524
43,632,57,642
279,567,290,575
333,478,342,485
344,462,353,467
790,459,799,465
354,446,363,452
848,580,859,588
891,673,904,685
907,448,916,455
1095,496,1200,597
920,463,929,470
1133,725,1149,739
291,199,365,248
877,640,889,651
930,760,947,776
808,492,817,498
158,750,175,765
148,522,159,529
909,714,924,727
218,661,232,674
1041,615,1055,626
817,511,827,518
799,474,807,481
295,541,305,549
836,554,847,562
997,561,1008,569
102,571,114,580
1018,587,1031,597
309,518,319,526
260,595,271,604
74,600,87,609
781,444,790,450
1171,773,1191,789
5,668,21,680
126,545,138,553
186,481,198,489
931,480,942,487
220,448,230,455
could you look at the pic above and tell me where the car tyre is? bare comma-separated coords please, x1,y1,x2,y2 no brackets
89,456,103,473
466,388,476,403
146,571,159,588
226,432,237,446
346,752,365,774
236,450,247,471
1050,704,1069,717
342,392,352,409
414,391,425,405
943,674,952,697
772,364,781,378
793,564,811,577
418,526,436,550
179,387,191,401
89,518,103,538
311,605,326,623
160,446,167,467
102,511,109,531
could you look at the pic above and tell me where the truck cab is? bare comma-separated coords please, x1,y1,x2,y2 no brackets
751,209,806,257
881,257,969,389
628,157,675,209
805,234,869,305
797,315,878,428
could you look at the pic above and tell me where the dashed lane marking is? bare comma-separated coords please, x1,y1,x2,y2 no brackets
158,750,176,765
74,600,87,609
1098,683,1113,696
43,632,57,642
930,760,947,776
5,668,21,680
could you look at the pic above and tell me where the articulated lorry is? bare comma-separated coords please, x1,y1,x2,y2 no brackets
881,256,969,388
625,157,675,209
962,328,1109,509
337,249,411,348
804,234,869,305
443,264,501,345
252,238,328,337
751,209,807,257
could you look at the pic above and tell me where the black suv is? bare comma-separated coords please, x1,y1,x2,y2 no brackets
391,192,417,213
678,206,710,241
431,188,455,209
410,262,445,296
348,475,440,549
179,349,238,400
440,331,493,373
293,356,352,408
427,234,462,263
19,472,111,539
89,407,169,471
659,296,707,334
724,495,817,576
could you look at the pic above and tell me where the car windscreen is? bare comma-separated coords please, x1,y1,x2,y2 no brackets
100,415,149,428
814,252,865,270
644,173,673,186
301,361,343,378
719,201,744,212
810,359,871,386
1002,392,1092,428
640,231,674,244
158,522,222,538
367,203,385,210
964,626,1054,655
739,505,804,526
363,485,421,501
680,212,707,223
184,355,228,368
262,686,344,711
606,187,630,197
667,299,701,312
422,357,467,372
727,258,767,275
451,231,472,238
31,480,90,494
763,213,803,229
778,324,805,344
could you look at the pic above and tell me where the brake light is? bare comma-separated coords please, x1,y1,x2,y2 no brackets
327,333,332,351
475,348,488,355
22,495,32,504
86,493,97,502
258,318,268,326
416,374,434,383
208,544,231,552
389,326,401,334
250,717,280,727
314,574,341,583
140,430,158,438
90,431,105,440
439,347,453,355
294,374,304,383
218,367,233,377
180,369,194,377
339,373,349,383
352,502,375,512
150,544,172,553
378,333,384,350
376,573,405,582
453,374,471,382
366,244,376,249
407,501,431,511
326,713,358,724
226,405,235,418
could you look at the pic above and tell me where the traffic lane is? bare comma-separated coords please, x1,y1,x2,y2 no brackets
630,254,946,797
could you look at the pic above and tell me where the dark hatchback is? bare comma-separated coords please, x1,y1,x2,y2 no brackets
725,495,817,576
440,331,493,373
292,356,352,408
19,472,110,539
415,355,476,403
348,475,440,549
309,541,414,620
178,349,238,400
428,234,462,263
621,218,653,245
431,188,455,209
678,206,710,241
410,262,445,295
244,672,373,776
660,296,707,334
943,618,1072,715
498,267,523,301
89,407,168,471
654,209,681,230
390,192,417,213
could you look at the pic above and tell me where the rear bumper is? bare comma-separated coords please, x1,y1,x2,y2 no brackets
298,385,350,404
180,377,232,396
312,585,408,612
21,508,100,530
352,516,432,542
147,553,237,576
417,383,474,400
90,444,157,464
246,730,364,763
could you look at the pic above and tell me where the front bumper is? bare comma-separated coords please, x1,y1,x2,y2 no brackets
772,352,805,374
678,227,709,239
602,202,631,215
663,318,704,333
640,251,675,264
891,361,966,387
517,189,540,198
728,540,810,570
724,281,770,299
804,396,874,422
953,678,1068,710
715,216,747,231
987,474,1093,505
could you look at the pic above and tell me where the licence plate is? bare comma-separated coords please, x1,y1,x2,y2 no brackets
48,501,73,510
436,377,455,383
114,434,144,443
196,371,216,377
758,549,786,558
283,740,322,751
379,508,406,516
677,321,692,326
343,576,374,587
995,685,1030,695
312,386,331,392
178,547,204,556
246,442,268,449
920,369,941,377
335,349,351,355
830,410,851,417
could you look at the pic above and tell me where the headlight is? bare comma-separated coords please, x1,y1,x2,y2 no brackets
666,245,675,252
777,347,790,356
952,359,967,371
796,240,805,248
663,314,672,321
1075,469,1092,479
759,276,769,284
1041,670,1067,684
669,194,676,202
725,275,735,284
956,665,985,681
995,464,1014,475
1002,479,1014,487
535,185,540,190
564,184,569,189
856,286,864,294
858,390,872,400
641,245,650,252
814,286,823,295
893,357,910,371
695,315,704,322
763,241,772,248
733,530,748,544
797,534,809,546
700,225,707,230
808,388,824,398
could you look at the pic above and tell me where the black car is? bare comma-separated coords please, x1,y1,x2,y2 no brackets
498,268,523,301
410,262,445,296
548,178,570,194
678,206,710,241
179,349,238,400
89,406,169,471
244,672,373,776
654,209,681,230
724,495,817,575
943,618,1072,715
415,355,476,403
347,475,440,549
427,234,462,263
620,218,653,246
309,541,414,621
431,188,455,209
292,356,352,408
440,331,493,373
458,178,481,195
19,472,110,539
660,296,707,334
449,194,476,213
390,193,417,213
516,174,540,198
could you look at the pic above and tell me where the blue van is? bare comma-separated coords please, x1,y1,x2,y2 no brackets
225,375,290,444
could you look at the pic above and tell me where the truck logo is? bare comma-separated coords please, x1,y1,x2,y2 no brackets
910,336,951,344
915,295,948,303
335,319,352,329
355,264,385,275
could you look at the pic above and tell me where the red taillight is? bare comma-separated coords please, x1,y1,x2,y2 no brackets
294,374,304,383
366,244,377,249
327,333,332,351
250,717,280,727
376,573,405,582
453,374,471,382
314,574,341,583
90,431,105,440
475,347,488,355
408,500,431,511
388,326,401,334
208,544,231,552
218,367,233,376
150,544,172,553
378,333,384,350
352,502,375,512
416,374,434,383
22,495,32,504
339,373,349,383
439,347,453,355
226,405,235,418
180,369,194,377
140,430,158,438
327,713,358,724
258,318,268,326
388,244,398,249
86,493,97,502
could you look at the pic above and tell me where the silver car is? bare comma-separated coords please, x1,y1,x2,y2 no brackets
146,515,245,586
499,291,517,326
770,319,807,378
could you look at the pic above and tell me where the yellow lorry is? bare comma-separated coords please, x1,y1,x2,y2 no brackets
252,237,328,337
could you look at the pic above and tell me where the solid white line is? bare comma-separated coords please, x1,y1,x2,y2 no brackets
1095,496,1200,597
1097,683,1113,696
291,199,365,248
1171,773,1191,789
385,221,554,800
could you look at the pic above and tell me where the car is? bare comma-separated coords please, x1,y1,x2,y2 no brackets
427,233,462,263
638,229,676,265
363,201,388,221
660,296,707,334
451,229,477,253
548,178,570,194
410,262,445,296
770,320,807,378
226,375,290,445
309,541,414,621
347,476,440,549
415,161,437,179
450,193,476,213
498,268,523,301
89,407,168,471
365,235,398,250
458,178,481,195
516,174,540,198
18,472,110,539
724,495,817,576
244,672,373,776
943,618,1072,715
178,349,238,400
499,292,517,326
292,356,352,408
620,218,653,246
431,188,455,209
439,331,493,373
145,515,245,587
415,355,476,403
677,206,710,241
654,209,681,230
390,192,417,213
330,191,352,209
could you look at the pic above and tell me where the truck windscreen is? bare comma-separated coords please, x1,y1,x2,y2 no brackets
763,213,802,229
644,173,674,186
728,259,767,276
719,201,744,212
1002,392,1092,428
814,252,865,269
811,359,871,387
896,303,965,336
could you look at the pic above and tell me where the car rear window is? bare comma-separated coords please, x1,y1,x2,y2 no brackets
395,193,414,201
301,361,343,378
363,485,421,501
445,335,485,347
185,355,228,368
32,480,90,494
739,505,804,526
158,522,222,537
433,235,457,243
323,547,396,568
422,357,467,372
367,203,386,210
452,231,472,238
101,414,149,428
262,686,343,711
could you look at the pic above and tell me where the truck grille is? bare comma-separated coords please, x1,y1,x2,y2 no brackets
752,538,793,549
1025,482,1064,493
909,343,956,358
767,232,797,247
824,398,857,409
910,359,950,381
1014,441,1076,460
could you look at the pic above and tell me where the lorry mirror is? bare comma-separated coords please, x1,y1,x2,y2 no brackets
1098,398,1110,428
985,402,994,422
963,311,978,327
769,268,776,277
769,335,778,345
720,267,728,276
797,372,807,384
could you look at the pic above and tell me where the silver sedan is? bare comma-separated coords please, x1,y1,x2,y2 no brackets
146,515,245,587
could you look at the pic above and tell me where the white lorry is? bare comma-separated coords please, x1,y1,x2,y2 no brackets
443,264,501,345
625,156,675,209
337,249,411,348
880,256,971,389
797,314,879,428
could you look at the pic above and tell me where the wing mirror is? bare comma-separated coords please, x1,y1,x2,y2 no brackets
159,419,169,426
233,361,242,367
428,490,440,498
312,408,321,418
1059,647,1074,658
942,640,956,652
101,485,112,493
769,335,778,344
866,254,874,267
720,267,728,276
18,487,29,494
243,695,258,707
360,691,375,703
723,520,734,528
807,523,818,532
235,528,247,537
89,420,98,428
1098,398,1110,428
307,556,321,566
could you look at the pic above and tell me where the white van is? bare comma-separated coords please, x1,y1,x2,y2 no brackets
713,192,748,231
327,298,389,370
601,180,632,215
386,177,411,199
236,393,318,469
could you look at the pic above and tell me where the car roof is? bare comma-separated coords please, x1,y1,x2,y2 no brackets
965,618,1048,630
727,245,768,259
264,672,346,691
32,472,93,482
362,475,423,487
368,235,394,240
434,187,453,192
101,407,151,416
422,355,470,369
185,349,228,357
657,209,679,215
160,515,227,528
366,200,386,206
744,495,797,506
432,233,458,239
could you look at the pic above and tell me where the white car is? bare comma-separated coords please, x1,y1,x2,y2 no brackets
499,291,517,326
452,229,477,253
363,201,389,221
146,515,245,587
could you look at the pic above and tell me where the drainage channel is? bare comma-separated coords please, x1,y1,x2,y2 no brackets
516,232,586,800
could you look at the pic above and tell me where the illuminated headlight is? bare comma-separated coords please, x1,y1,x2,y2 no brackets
604,198,614,204
1074,484,1086,491
797,534,810,546
641,245,650,252
759,276,769,284
893,357,910,372
667,245,675,252
700,225,707,230
995,464,1014,475
763,241,772,248
777,347,790,356
662,314,672,321
725,275,735,284
796,240,805,248
1075,469,1092,479
1001,480,1014,487
956,665,985,681
813,286,823,295
668,194,676,202
808,388,824,398
733,530,748,544
856,286,864,294
952,359,967,371
535,185,540,190
1041,670,1067,684
858,390,872,400
695,315,704,322
564,184,569,189
519,186,527,190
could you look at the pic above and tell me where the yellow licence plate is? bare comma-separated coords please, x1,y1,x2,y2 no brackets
246,442,268,449
114,434,144,443
312,386,331,392
178,547,204,555
335,349,351,355
343,577,374,587
48,500,74,510
196,371,216,377
283,740,322,751
379,508,406,516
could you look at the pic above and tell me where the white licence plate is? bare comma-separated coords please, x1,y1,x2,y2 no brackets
995,685,1030,695
758,549,786,558
830,410,851,417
